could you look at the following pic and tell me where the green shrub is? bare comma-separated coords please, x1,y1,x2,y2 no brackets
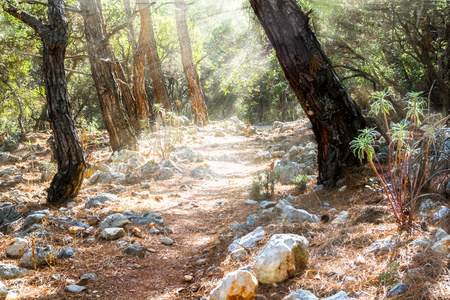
292,174,309,193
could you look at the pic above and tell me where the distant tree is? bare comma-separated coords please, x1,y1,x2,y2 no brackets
2,0,86,204
250,0,366,186
175,0,209,125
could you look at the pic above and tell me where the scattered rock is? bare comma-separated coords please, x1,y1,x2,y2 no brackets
57,247,75,259
368,237,395,254
436,229,449,241
66,285,86,293
121,245,146,258
253,234,309,284
20,246,58,269
0,152,19,165
101,228,125,240
255,151,271,161
161,237,174,245
87,216,100,226
245,200,258,205
158,167,174,180
228,227,265,252
387,283,410,298
85,193,117,209
0,263,33,280
190,166,215,179
210,270,258,300
283,289,318,300
80,273,98,280
246,215,256,227
100,213,130,230
280,206,317,224
140,161,160,175
231,248,247,260
419,198,436,211
123,211,164,226
409,238,430,247
433,206,450,220
332,211,349,223
6,238,28,258
21,214,45,230
260,201,277,209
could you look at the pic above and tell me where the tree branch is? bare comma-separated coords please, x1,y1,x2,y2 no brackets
19,0,81,13
2,3,46,35
101,4,152,43
65,68,91,76
195,40,221,66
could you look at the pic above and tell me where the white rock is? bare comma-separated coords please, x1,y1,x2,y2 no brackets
253,234,309,284
228,227,265,252
101,228,125,240
332,211,349,223
6,238,29,258
436,229,449,241
210,270,257,300
283,289,318,300
409,238,430,247
0,281,7,300
281,206,316,223
433,206,450,220
431,241,449,255
100,213,130,230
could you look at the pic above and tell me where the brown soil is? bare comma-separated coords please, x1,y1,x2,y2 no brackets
0,122,449,300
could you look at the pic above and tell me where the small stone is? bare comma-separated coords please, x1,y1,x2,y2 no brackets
231,248,247,260
260,201,277,209
6,238,28,258
121,245,146,258
433,206,450,220
80,273,97,280
149,227,161,234
161,237,174,245
88,216,101,226
332,211,349,223
230,222,243,231
313,185,324,192
338,186,347,192
100,213,130,230
52,274,65,280
21,214,45,230
419,198,436,211
184,275,193,282
85,193,117,209
245,200,258,205
436,229,449,241
355,255,366,265
57,247,75,259
101,228,125,240
68,226,84,235
246,215,256,227
387,283,410,298
66,285,86,293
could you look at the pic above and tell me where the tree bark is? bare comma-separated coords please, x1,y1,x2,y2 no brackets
3,0,86,204
250,0,366,186
79,0,138,151
175,0,209,126
140,0,172,112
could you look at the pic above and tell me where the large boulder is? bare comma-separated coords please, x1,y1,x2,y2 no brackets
209,270,258,300
228,227,265,252
253,234,309,284
20,246,58,269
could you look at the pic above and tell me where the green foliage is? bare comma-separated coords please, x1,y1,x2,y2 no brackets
292,174,309,193
378,262,401,286
249,167,282,200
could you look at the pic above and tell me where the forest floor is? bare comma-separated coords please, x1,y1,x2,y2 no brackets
0,119,449,300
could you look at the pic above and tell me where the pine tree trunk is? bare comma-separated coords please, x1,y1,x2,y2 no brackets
79,0,138,151
175,0,209,126
140,0,172,112
3,0,86,203
250,0,366,186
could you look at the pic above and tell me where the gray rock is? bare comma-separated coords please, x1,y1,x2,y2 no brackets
255,151,271,161
314,185,324,192
260,201,277,209
230,222,243,231
369,237,395,254
101,228,125,240
111,150,143,164
57,247,75,259
281,206,316,223
161,159,177,169
100,213,130,230
288,146,300,160
85,193,117,209
161,237,174,245
409,238,430,247
436,229,449,241
332,211,350,223
66,285,86,293
0,152,19,164
21,214,45,230
419,198,436,211
2,138,19,152
174,147,197,162
279,162,302,185
283,289,318,300
140,161,160,175
20,246,58,269
245,200,258,205
158,167,174,180
253,234,309,284
0,263,33,280
387,283,410,298
0,281,6,300
431,240,449,254
123,211,164,226
433,206,450,220
190,166,215,179
85,170,111,185
218,154,241,163
125,173,140,185
6,238,28,258
228,227,265,252
121,245,146,258
80,273,97,279
231,248,247,259
210,270,258,300
246,215,256,227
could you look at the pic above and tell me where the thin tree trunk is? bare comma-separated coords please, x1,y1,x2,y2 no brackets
79,0,138,151
3,0,86,204
250,0,366,186
175,0,209,125
140,0,172,112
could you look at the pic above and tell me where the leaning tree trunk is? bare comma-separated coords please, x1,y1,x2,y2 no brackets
3,0,86,204
79,0,138,151
175,0,209,125
250,0,366,186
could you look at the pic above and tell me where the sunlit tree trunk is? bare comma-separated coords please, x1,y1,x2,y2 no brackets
3,0,86,204
250,0,366,186
124,0,150,125
175,0,209,125
140,0,172,112
79,0,138,151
